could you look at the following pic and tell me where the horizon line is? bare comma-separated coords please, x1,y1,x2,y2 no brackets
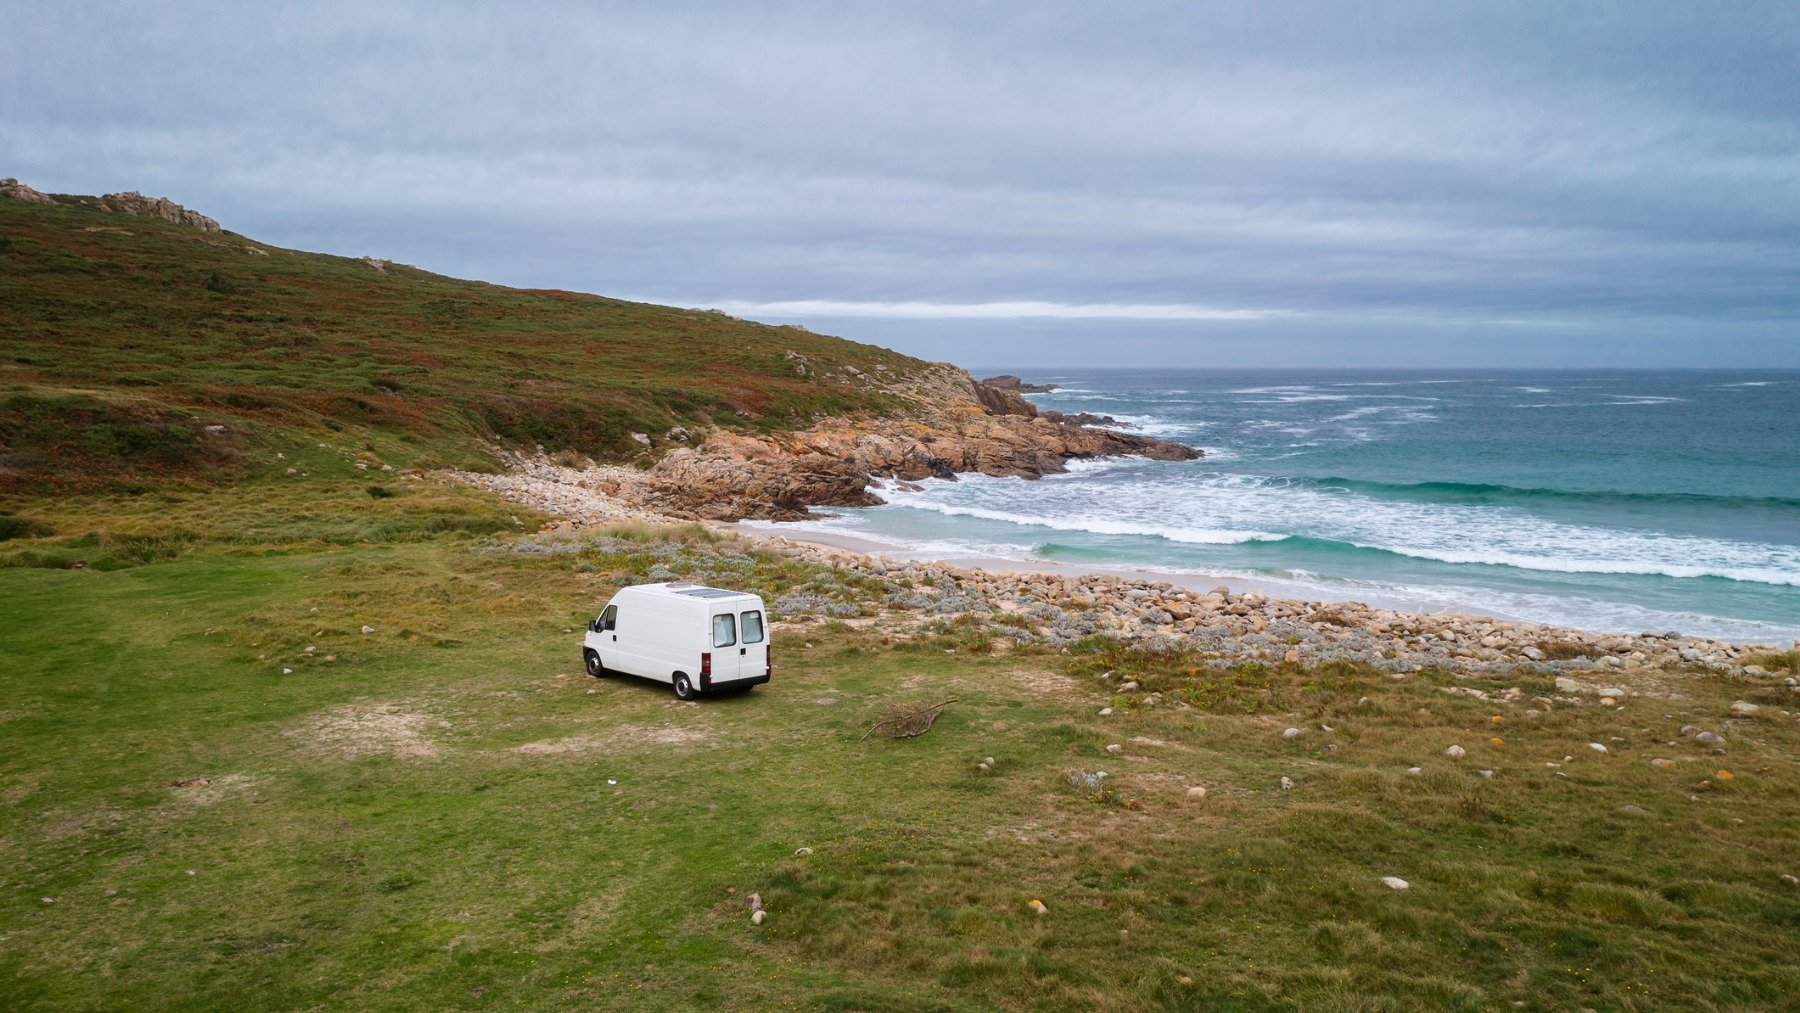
701,299,1296,321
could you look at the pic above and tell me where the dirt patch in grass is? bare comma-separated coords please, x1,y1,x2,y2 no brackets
168,773,255,805
514,724,712,755
290,702,442,759
1006,667,1086,697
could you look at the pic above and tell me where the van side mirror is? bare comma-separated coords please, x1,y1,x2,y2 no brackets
588,619,600,633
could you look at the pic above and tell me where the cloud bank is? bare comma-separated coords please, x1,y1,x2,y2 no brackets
2,1,1796,365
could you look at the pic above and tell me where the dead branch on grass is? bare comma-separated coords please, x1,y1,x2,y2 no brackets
862,697,959,740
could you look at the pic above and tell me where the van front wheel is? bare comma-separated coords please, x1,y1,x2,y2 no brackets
672,672,697,701
583,649,605,678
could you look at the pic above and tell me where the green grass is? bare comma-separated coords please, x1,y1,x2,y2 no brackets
0,194,932,491
2,478,1798,1010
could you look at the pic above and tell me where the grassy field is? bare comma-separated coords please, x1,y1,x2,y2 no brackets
4,476,1798,1010
1,193,928,493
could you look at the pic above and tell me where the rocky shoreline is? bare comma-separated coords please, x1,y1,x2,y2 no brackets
448,367,1794,680
456,368,1198,522
450,451,1797,681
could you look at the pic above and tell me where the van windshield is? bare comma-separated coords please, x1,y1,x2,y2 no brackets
740,611,764,644
712,613,736,648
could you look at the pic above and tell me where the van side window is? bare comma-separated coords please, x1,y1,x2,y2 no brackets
740,611,765,644
712,613,736,648
602,605,617,631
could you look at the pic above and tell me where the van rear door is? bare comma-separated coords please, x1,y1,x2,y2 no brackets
737,608,768,681
709,611,740,684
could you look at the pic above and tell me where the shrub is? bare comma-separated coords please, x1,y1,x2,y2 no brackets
0,515,53,541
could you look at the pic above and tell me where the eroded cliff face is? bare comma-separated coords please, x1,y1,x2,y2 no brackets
614,368,1201,520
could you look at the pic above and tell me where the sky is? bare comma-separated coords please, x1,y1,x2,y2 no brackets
4,1,1797,367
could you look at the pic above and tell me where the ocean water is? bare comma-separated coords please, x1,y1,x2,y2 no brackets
764,369,1800,643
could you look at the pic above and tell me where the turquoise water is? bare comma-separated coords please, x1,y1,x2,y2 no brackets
769,369,1800,642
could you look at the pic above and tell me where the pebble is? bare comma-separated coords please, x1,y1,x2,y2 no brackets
1650,758,1675,768
1729,700,1759,716
361,625,375,635
983,757,995,766
281,668,293,675
1589,742,1608,753
1282,727,1301,739
1279,776,1294,790
1105,744,1123,754
1381,876,1410,890
1445,745,1466,759
1118,681,1140,693
1406,767,1422,775
1695,731,1725,746
1029,898,1048,916
1478,770,1494,779
1098,707,1113,716
795,847,813,857
1186,785,1207,801
751,910,766,925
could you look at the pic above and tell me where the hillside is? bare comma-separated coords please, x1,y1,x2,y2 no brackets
0,184,933,491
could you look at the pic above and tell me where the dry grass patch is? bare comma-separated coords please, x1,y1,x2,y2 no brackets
289,702,442,759
168,773,255,805
513,724,712,755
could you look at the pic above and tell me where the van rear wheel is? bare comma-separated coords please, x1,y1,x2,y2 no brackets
672,672,697,701
583,649,605,678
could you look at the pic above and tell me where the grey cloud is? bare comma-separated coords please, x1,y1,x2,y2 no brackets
2,1,1796,365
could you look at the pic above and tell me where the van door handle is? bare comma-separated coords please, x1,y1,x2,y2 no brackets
740,647,747,655
611,634,617,642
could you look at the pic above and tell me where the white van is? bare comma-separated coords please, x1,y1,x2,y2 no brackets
582,582,771,700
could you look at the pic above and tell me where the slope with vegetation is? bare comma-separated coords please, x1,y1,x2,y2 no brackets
0,186,926,494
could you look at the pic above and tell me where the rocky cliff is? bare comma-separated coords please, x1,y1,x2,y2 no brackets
536,366,1200,521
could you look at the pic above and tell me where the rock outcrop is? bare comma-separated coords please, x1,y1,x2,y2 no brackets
1,178,222,232
979,374,1059,393
463,367,1199,522
98,190,221,232
0,178,55,204
1040,410,1130,429
636,406,1197,520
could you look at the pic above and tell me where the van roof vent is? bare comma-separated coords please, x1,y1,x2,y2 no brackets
665,581,698,588
675,587,741,599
